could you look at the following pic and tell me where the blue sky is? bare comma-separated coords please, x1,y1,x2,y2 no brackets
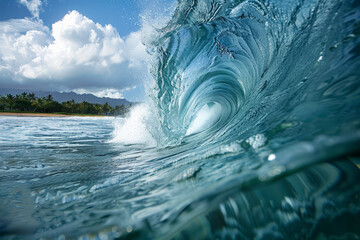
0,0,175,101
0,0,143,36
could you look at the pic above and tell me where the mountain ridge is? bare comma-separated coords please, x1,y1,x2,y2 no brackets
0,88,131,108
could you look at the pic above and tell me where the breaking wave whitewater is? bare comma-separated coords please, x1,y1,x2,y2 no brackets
119,0,360,149
111,0,360,238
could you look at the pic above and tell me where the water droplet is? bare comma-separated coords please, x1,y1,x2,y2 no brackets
268,154,276,161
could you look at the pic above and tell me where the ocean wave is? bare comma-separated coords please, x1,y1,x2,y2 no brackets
106,0,360,238
140,0,360,147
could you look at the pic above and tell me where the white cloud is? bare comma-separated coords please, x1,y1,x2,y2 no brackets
0,10,148,92
19,0,42,20
73,88,124,99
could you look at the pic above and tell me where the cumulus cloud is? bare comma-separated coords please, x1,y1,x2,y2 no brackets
19,0,42,20
0,10,148,92
74,88,125,99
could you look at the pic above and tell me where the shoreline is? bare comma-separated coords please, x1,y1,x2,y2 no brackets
0,112,105,117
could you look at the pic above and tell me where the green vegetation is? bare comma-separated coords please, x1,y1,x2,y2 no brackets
0,92,130,116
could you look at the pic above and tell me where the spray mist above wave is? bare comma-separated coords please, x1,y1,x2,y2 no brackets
114,0,360,147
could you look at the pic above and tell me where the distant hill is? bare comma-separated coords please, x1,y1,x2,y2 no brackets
0,88,131,108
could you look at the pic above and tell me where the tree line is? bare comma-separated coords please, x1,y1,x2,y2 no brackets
0,92,130,116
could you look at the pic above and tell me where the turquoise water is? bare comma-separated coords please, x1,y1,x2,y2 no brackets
1,0,360,239
0,117,359,239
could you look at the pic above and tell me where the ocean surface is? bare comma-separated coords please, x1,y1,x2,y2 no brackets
1,0,360,239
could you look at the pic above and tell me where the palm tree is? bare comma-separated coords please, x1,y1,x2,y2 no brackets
46,94,53,102
6,94,15,110
0,96,6,110
62,100,76,113
32,98,44,112
28,93,36,102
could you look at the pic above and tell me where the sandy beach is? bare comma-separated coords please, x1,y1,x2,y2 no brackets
0,112,104,117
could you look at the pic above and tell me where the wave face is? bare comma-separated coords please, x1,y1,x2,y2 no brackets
137,0,360,238
147,0,360,147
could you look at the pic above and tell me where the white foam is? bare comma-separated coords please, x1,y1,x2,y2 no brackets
246,133,267,149
110,104,157,146
186,102,222,135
